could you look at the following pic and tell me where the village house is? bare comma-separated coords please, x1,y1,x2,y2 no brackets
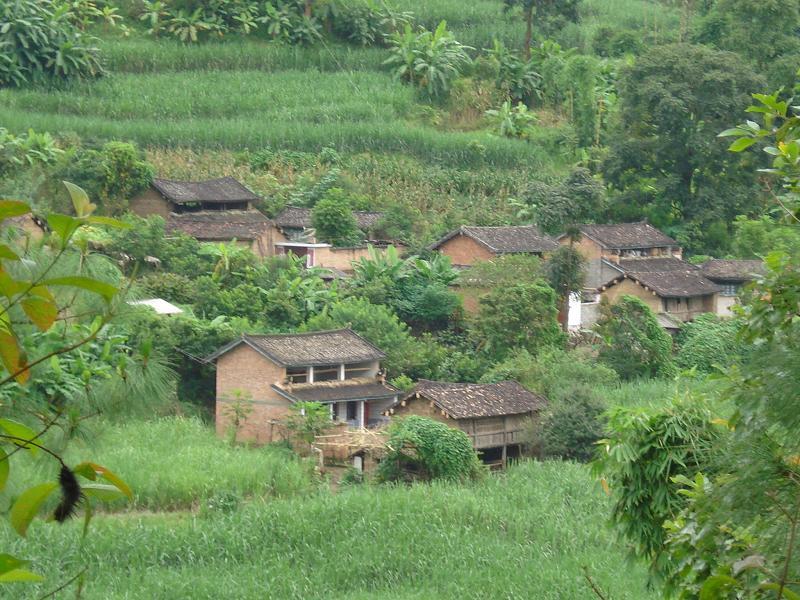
384,380,547,467
271,205,395,273
699,259,765,315
209,329,399,444
165,209,281,259
559,222,683,290
598,258,722,330
429,225,558,268
130,176,260,217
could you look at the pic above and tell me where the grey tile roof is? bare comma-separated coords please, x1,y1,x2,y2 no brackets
618,257,699,273
408,380,547,419
274,206,384,231
165,210,271,241
618,270,723,298
431,225,558,254
576,222,678,249
700,259,765,282
272,378,397,403
152,177,259,204
207,328,385,366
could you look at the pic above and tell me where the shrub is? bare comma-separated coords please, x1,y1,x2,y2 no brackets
377,416,483,482
311,189,362,246
136,272,198,306
481,347,618,400
485,101,538,139
535,386,606,462
675,314,746,373
475,280,565,360
384,21,472,98
595,296,675,380
0,0,103,86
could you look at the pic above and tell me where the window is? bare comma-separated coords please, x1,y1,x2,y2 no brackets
344,361,374,380
346,401,358,421
286,367,307,384
314,365,339,382
721,284,738,297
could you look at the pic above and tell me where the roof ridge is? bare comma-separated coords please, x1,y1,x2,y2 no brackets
244,327,354,340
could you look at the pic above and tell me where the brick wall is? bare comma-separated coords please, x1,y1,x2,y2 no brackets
215,344,290,443
130,188,172,218
313,246,372,271
388,395,452,425
437,235,495,267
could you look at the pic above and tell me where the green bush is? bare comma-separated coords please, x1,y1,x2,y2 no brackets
481,347,618,400
535,386,606,462
311,189,362,246
675,314,745,373
377,415,483,482
0,0,103,86
595,296,675,380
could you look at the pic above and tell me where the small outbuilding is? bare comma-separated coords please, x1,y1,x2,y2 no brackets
131,177,261,218
385,380,547,467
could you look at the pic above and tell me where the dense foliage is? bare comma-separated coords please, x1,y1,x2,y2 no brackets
377,415,483,482
0,0,104,86
596,295,675,380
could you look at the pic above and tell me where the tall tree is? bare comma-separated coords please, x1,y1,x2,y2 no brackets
602,44,766,254
503,0,579,60
545,242,586,332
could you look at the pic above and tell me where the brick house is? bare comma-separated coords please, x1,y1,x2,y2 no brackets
131,177,261,217
699,259,765,316
209,329,399,444
559,222,683,290
165,210,283,259
429,225,558,268
384,380,547,466
271,205,395,272
598,259,722,329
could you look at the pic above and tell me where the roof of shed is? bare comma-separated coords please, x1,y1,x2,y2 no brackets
207,328,385,367
274,206,384,231
152,177,259,204
402,380,547,419
572,222,678,249
606,270,723,298
431,225,558,254
272,378,397,403
700,259,765,282
165,210,271,241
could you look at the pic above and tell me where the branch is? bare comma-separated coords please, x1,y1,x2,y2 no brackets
582,566,609,600
36,567,88,600
0,434,66,467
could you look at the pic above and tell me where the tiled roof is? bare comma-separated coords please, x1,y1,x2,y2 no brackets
575,222,678,249
274,206,384,231
431,225,558,254
618,270,723,298
407,380,546,419
152,177,259,204
207,328,385,366
618,257,698,273
165,210,271,241
700,259,765,282
272,378,397,403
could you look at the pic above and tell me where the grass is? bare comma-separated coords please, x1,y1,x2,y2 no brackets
99,37,388,73
1,461,657,599
0,68,556,168
2,417,319,511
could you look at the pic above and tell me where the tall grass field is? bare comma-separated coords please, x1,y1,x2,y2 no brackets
1,461,657,599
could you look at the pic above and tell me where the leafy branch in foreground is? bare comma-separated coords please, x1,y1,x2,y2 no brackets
0,183,133,589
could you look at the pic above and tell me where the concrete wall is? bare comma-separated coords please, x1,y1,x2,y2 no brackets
437,235,495,267
215,344,289,444
715,294,738,316
313,245,372,271
130,188,172,218
600,277,662,314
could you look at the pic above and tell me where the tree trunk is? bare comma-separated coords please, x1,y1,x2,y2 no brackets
561,294,570,333
304,0,312,19
524,6,533,61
